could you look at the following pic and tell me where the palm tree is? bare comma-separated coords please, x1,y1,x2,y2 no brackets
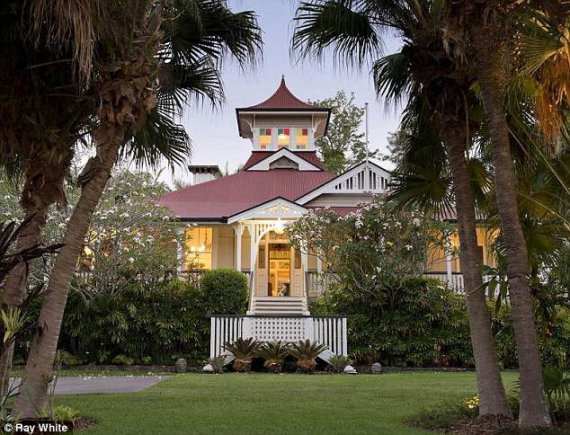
13,0,262,416
293,0,511,416
442,1,567,427
0,0,97,390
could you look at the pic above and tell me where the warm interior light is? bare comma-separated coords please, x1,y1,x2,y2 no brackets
274,218,285,234
278,134,287,139
199,244,206,252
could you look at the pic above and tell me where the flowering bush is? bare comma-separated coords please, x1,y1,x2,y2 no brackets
287,196,446,289
288,197,471,367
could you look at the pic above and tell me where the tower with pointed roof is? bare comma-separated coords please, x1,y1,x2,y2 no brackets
236,76,330,153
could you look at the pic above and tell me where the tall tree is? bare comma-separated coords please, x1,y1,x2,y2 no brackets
293,0,511,417
14,0,262,417
442,1,568,426
0,0,98,391
312,90,376,173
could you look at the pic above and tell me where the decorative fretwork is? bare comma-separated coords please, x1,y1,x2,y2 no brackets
251,317,305,342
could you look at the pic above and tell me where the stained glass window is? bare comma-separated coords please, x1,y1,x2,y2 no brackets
259,128,272,149
295,128,308,149
277,128,290,148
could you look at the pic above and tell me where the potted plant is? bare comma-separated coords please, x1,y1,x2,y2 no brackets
223,338,260,373
289,340,328,373
256,341,290,373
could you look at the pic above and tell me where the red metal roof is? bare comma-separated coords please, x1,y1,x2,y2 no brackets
238,77,325,111
160,169,336,220
242,151,326,170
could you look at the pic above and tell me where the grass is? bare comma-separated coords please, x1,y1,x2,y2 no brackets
56,371,519,435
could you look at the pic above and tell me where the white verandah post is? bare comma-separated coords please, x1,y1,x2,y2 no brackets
233,224,243,272
445,232,453,284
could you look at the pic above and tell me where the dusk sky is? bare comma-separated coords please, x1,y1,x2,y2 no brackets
162,0,403,186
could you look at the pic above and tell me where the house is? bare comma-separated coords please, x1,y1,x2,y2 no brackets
159,77,497,359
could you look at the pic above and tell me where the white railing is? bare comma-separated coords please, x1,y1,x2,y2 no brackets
423,272,495,294
424,272,466,293
305,272,338,297
210,315,348,358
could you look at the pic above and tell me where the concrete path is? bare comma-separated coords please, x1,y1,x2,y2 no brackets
11,376,168,395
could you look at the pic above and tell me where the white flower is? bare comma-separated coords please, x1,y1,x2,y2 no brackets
128,257,135,263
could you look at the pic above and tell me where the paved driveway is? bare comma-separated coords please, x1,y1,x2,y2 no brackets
11,376,167,395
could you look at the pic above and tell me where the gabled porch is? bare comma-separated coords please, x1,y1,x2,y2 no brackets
228,197,313,316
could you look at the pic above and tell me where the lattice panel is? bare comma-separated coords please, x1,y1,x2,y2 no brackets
251,317,306,342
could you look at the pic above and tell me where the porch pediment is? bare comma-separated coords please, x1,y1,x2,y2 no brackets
227,197,307,223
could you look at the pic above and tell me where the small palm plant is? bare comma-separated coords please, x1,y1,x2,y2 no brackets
223,338,260,373
328,355,351,373
256,341,290,373
289,340,328,374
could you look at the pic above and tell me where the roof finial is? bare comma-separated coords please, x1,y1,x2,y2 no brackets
281,74,285,83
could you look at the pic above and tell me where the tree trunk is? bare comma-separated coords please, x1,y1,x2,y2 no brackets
0,156,71,395
470,20,551,428
13,131,121,417
440,120,512,417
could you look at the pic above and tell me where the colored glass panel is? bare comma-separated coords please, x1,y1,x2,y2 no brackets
277,127,290,148
259,128,272,149
295,127,308,149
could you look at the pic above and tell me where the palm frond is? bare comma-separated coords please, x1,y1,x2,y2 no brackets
125,106,191,170
372,50,415,109
292,0,383,67
164,0,262,70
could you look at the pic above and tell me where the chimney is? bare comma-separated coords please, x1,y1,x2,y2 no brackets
188,165,222,185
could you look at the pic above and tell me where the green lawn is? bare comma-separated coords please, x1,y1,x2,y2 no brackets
57,371,518,435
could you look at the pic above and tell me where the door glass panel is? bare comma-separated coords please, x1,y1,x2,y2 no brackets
258,244,266,269
294,249,302,269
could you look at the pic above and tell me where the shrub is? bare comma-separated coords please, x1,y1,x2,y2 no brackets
112,354,135,366
209,356,226,374
223,338,260,372
53,405,80,424
51,277,207,365
256,341,290,373
492,306,570,370
289,340,328,373
199,269,249,315
315,277,473,367
328,355,351,373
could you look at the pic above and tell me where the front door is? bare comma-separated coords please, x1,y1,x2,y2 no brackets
268,243,291,296
255,231,305,297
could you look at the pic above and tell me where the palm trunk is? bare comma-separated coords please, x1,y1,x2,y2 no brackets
0,208,46,397
440,120,512,417
470,21,551,428
0,157,71,395
13,132,121,417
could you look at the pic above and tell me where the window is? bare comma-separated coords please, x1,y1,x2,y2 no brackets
259,128,272,149
185,227,212,270
295,128,309,149
277,128,290,148
294,249,302,269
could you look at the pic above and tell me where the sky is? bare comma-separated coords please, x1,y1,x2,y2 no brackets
158,0,403,186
